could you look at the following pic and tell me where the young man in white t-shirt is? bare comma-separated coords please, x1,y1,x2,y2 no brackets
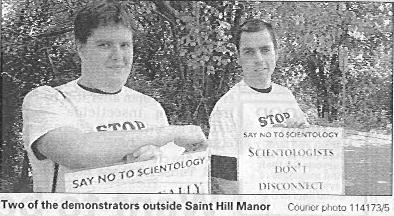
22,1,206,192
208,19,308,191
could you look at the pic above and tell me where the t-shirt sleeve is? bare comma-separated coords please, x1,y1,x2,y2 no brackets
208,100,239,157
22,86,77,159
154,101,169,127
287,89,310,126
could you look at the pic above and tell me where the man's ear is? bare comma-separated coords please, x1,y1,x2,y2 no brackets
75,41,85,58
236,50,242,65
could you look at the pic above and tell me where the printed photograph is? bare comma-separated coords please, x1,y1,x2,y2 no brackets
1,0,392,195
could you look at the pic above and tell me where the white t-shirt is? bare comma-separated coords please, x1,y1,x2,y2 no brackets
22,79,171,192
208,80,308,157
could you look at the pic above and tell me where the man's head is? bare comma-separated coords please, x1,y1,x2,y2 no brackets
74,1,135,45
236,19,278,89
74,1,135,93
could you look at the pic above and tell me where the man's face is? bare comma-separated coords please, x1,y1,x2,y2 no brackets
78,24,133,92
239,29,277,89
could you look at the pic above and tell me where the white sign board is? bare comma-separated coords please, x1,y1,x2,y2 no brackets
65,151,209,193
239,127,344,194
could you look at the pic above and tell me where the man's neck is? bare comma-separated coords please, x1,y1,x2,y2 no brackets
244,79,271,89
250,85,272,93
77,78,122,94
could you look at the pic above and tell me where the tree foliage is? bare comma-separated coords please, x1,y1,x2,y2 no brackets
1,0,392,192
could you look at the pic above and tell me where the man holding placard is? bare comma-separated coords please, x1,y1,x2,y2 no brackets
208,19,309,192
22,1,206,193
209,19,343,194
209,19,308,159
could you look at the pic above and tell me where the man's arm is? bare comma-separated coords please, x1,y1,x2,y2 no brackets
278,89,310,128
22,86,205,170
35,125,205,169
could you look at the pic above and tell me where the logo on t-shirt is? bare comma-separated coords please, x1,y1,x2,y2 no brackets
96,121,146,131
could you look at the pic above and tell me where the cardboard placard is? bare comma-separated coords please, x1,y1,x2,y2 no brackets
239,127,344,194
65,151,209,194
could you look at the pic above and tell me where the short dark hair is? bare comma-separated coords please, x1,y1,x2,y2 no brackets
74,0,135,44
235,19,277,52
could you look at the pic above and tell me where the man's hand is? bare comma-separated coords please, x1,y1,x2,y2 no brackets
173,125,207,150
123,125,207,163
124,145,161,163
